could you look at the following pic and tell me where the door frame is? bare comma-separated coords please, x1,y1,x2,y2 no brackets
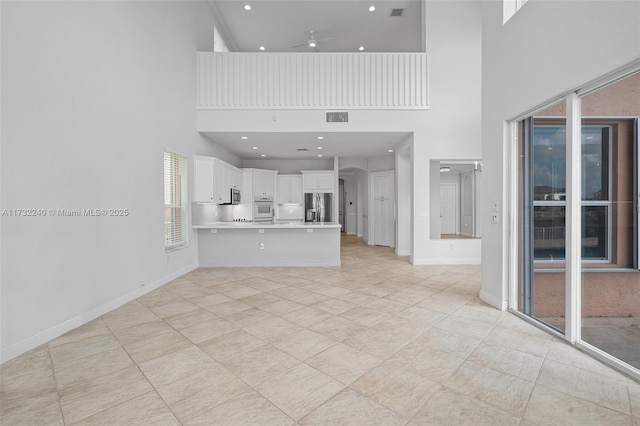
369,170,396,247
460,171,476,237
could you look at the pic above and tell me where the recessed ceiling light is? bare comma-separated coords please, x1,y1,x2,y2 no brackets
252,146,258,150
317,136,324,140
259,46,265,51
317,154,323,158
369,5,376,12
241,136,248,140
260,154,266,157
358,46,365,51
388,149,394,153
244,4,252,11
317,146,323,150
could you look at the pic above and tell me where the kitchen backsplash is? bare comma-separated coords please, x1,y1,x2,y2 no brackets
192,202,253,225
276,204,304,221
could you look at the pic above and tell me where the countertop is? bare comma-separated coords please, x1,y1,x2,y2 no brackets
193,221,342,229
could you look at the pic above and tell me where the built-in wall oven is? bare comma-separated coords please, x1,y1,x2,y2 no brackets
253,196,274,222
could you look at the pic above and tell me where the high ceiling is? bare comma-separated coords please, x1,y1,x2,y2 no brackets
210,0,423,53
205,0,424,161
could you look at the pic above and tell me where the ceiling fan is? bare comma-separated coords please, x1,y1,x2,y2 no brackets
291,30,333,51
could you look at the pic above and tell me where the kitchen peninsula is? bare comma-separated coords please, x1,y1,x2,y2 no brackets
195,221,341,267
192,154,340,267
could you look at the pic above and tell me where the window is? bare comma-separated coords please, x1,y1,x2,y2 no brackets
164,151,187,250
503,0,528,24
531,122,612,261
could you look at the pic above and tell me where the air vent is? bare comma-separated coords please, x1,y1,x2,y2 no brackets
390,8,404,17
326,111,348,123
296,148,309,152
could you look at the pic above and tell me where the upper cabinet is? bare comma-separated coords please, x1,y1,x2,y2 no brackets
252,169,277,198
277,174,303,204
194,156,215,202
302,171,335,193
193,155,242,204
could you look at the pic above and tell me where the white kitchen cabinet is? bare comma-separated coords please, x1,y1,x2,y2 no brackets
193,155,242,204
277,174,303,204
229,167,242,190
213,160,228,203
252,169,277,198
302,171,334,193
193,156,215,202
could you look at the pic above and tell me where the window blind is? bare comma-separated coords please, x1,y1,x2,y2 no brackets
164,151,187,249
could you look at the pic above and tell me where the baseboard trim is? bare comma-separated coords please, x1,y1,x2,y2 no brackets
396,250,411,256
411,258,481,265
1,263,198,364
198,260,341,267
479,290,508,311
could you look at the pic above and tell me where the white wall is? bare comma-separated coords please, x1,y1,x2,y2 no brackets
411,0,482,264
480,0,640,309
242,158,333,173
367,155,395,172
0,1,226,362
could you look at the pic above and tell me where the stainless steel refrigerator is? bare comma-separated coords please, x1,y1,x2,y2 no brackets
305,193,333,222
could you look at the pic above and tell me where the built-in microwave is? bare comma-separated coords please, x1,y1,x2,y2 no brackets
231,188,241,205
253,196,274,221
224,188,241,205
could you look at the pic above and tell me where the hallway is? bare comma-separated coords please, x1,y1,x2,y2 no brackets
2,235,638,424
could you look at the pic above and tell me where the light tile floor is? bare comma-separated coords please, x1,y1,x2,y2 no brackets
2,235,639,425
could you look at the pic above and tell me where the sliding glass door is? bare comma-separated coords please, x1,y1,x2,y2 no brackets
579,76,640,370
518,113,567,332
515,70,640,376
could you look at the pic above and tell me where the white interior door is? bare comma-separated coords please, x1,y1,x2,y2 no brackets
372,172,394,246
440,183,457,235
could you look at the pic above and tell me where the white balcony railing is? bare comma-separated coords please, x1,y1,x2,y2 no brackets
197,52,428,110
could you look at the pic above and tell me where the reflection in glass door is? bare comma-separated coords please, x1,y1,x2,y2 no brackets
578,73,640,370
518,116,567,332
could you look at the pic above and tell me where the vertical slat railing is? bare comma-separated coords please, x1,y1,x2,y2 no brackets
197,52,428,110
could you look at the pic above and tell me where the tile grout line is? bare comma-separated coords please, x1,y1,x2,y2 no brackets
46,343,67,425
